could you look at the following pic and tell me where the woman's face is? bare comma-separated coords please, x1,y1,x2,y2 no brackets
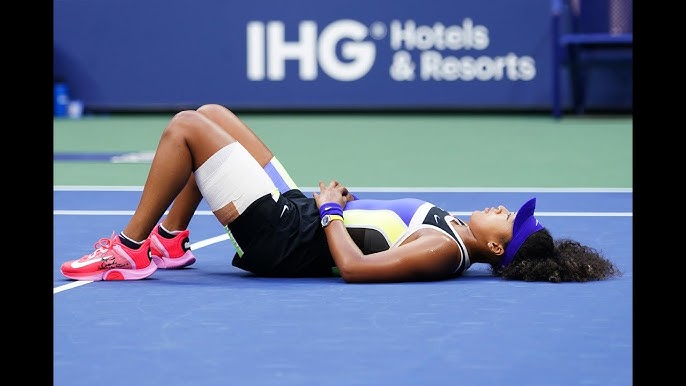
468,205,515,247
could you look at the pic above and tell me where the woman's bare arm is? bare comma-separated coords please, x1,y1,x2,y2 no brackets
314,180,461,283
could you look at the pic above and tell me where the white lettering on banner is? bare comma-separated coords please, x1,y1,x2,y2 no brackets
319,20,376,81
389,19,489,51
245,18,536,82
418,51,536,81
247,20,375,81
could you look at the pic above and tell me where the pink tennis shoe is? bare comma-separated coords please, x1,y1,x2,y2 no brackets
149,225,197,269
60,226,196,281
60,233,157,281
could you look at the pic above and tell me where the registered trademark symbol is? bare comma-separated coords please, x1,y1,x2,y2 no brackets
369,22,386,40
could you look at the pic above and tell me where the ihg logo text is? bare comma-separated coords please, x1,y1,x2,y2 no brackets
246,19,535,82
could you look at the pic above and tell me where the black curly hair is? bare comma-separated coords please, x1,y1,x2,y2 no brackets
491,228,621,283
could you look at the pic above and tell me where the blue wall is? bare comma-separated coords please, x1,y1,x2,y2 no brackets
53,0,632,112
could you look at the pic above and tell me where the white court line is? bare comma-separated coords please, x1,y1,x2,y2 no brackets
53,210,633,217
54,185,633,193
54,187,632,293
54,281,93,293
53,210,631,294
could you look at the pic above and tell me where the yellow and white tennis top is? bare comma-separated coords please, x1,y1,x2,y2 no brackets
342,198,471,275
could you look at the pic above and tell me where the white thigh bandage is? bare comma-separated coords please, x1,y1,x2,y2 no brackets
194,142,277,214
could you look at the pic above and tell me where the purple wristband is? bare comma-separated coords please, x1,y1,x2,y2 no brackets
319,202,343,218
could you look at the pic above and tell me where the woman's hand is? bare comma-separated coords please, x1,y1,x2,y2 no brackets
313,180,354,209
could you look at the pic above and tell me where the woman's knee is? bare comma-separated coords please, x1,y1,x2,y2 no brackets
197,104,235,120
163,109,210,139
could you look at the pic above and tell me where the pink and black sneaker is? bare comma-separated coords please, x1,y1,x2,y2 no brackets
149,225,196,269
61,233,157,281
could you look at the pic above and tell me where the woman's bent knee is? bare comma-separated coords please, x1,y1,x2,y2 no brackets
197,103,232,117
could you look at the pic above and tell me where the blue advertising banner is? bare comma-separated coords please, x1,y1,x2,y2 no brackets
53,0,631,111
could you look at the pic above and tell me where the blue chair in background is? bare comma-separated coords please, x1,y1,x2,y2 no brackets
551,0,633,118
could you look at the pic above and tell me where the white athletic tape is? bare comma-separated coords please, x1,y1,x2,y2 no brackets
194,142,277,213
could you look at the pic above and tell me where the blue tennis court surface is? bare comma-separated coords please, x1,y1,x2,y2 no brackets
54,187,632,386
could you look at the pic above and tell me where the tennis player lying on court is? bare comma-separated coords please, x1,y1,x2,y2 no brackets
60,104,620,283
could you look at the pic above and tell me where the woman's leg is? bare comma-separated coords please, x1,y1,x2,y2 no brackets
61,109,243,280
122,109,239,241
159,104,275,233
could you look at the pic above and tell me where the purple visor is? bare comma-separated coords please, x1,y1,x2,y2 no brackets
501,197,544,267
